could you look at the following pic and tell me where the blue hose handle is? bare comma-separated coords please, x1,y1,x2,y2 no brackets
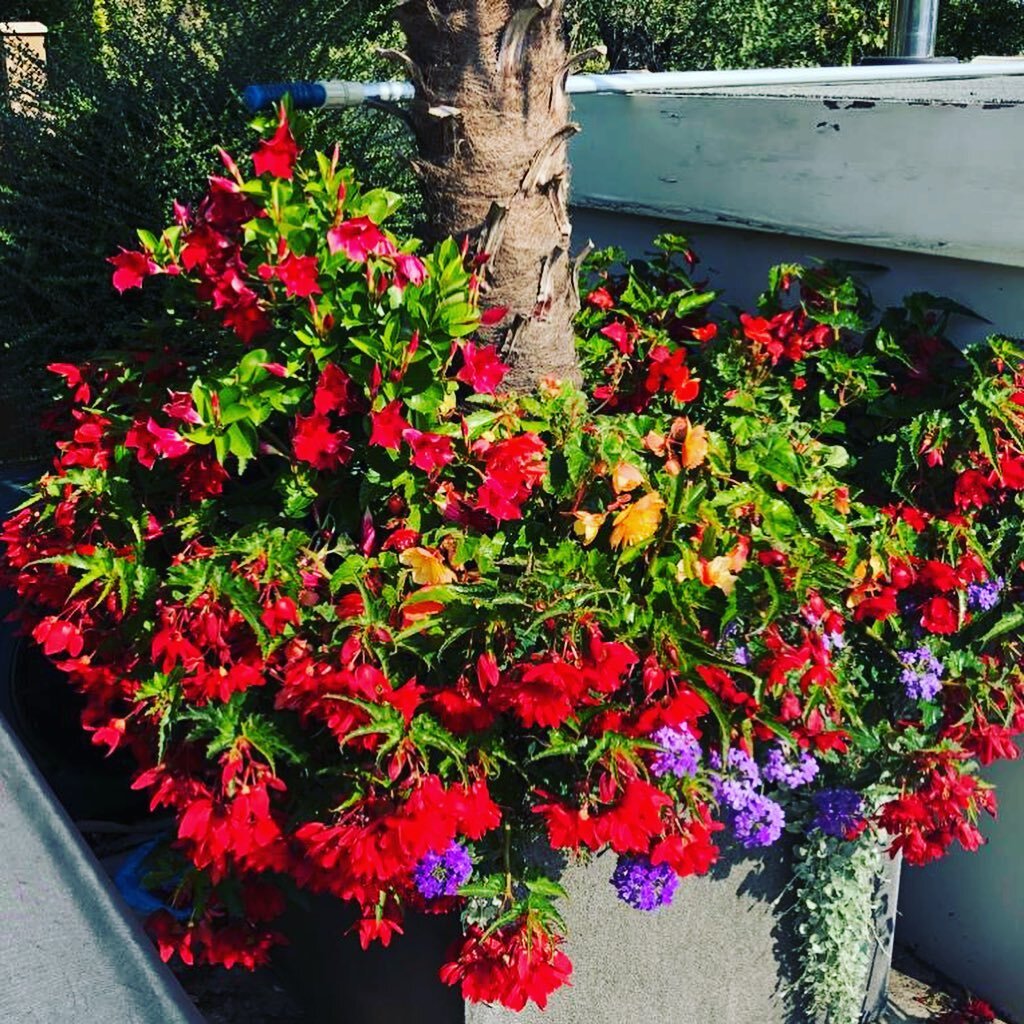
113,837,190,921
243,81,327,112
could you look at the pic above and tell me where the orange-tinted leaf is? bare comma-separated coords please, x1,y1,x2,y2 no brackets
399,547,456,586
610,492,665,549
573,510,607,545
612,461,644,494
681,424,709,470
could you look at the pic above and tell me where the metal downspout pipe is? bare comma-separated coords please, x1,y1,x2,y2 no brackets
862,0,954,64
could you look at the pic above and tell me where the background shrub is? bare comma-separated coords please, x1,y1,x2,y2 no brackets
566,0,1024,70
0,0,413,460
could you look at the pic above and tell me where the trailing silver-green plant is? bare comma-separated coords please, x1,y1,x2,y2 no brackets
793,828,889,1024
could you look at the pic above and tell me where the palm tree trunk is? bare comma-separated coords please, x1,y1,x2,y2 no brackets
394,0,584,389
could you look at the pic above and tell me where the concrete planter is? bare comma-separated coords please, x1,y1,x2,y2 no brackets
278,843,900,1024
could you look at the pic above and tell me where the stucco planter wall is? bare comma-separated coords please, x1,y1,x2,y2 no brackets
278,843,900,1024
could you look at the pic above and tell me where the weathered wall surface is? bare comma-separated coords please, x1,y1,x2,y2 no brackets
571,81,1024,268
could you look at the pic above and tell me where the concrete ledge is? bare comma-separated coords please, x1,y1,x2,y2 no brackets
571,81,1024,267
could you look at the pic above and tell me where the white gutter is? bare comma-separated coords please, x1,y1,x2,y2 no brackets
567,58,1024,95
243,58,1024,112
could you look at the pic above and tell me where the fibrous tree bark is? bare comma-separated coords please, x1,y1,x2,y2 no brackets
394,0,594,389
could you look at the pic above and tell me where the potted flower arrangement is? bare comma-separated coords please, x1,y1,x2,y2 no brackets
3,108,1022,1024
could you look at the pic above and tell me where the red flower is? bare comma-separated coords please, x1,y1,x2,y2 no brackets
252,106,300,179
998,450,1024,489
881,765,997,866
447,778,502,839
403,429,455,473
221,291,271,343
920,595,959,635
696,664,758,715
493,656,584,728
261,596,299,636
390,252,427,290
967,717,1021,766
601,320,636,355
885,503,929,532
852,587,899,623
32,616,84,658
649,804,723,877
87,717,127,755
690,323,718,342
56,410,112,470
440,920,572,1011
468,305,505,330
953,469,993,510
48,362,91,404
292,412,352,470
186,658,266,703
313,362,361,416
259,250,320,298
601,779,673,853
472,432,547,521
645,345,700,403
125,418,191,469
586,286,615,309
327,217,393,262
369,401,411,449
356,902,404,950
456,342,510,394
533,796,603,851
163,391,202,425
108,248,159,293
581,630,638,696
199,177,257,232
178,451,229,501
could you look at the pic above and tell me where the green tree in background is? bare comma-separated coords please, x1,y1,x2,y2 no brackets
568,0,1024,69
937,0,1024,58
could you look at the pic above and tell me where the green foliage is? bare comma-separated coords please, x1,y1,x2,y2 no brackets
567,0,890,71
937,0,1024,59
567,0,1024,71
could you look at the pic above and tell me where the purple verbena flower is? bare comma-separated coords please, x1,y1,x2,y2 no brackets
732,645,751,666
822,630,845,653
898,646,944,701
651,723,702,779
732,792,785,848
811,788,863,838
709,747,784,848
610,855,678,911
967,577,1003,613
414,841,473,899
762,745,819,790
710,746,761,786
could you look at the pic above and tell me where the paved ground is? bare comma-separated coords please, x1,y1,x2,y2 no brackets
884,948,1011,1024
167,946,1014,1024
